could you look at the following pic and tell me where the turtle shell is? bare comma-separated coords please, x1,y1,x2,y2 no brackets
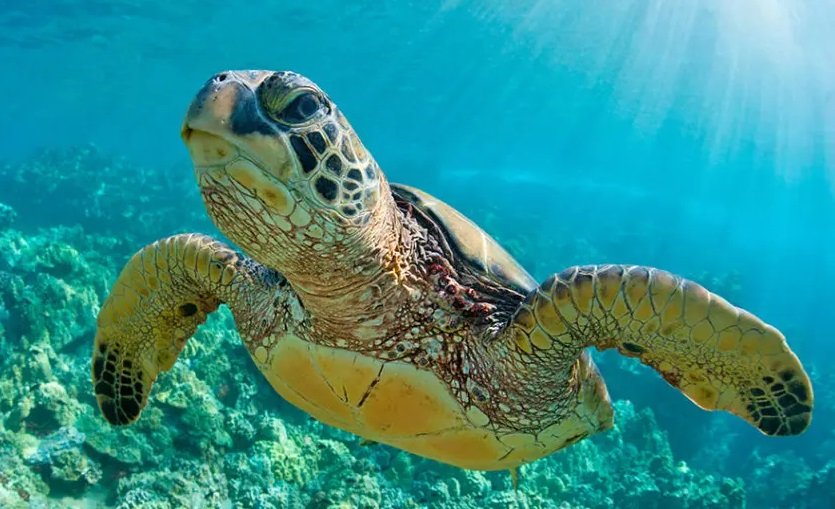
391,184,536,295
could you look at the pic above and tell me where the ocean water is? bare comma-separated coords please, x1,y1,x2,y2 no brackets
0,1,833,507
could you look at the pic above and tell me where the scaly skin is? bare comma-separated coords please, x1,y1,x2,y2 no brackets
92,234,288,424
497,265,812,437
93,70,813,471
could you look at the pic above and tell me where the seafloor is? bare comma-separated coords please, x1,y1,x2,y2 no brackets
0,147,832,508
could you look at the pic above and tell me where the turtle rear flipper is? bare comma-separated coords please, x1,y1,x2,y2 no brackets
92,233,281,425
507,265,813,436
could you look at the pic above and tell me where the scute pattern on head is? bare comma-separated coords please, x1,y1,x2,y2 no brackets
284,111,381,219
187,71,383,223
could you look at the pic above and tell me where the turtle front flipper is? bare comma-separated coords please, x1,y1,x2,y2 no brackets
507,265,813,436
92,233,283,425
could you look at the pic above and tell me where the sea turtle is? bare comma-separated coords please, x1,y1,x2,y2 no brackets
92,70,814,471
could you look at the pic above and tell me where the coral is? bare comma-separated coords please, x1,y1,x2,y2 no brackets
0,202,16,230
517,401,747,509
114,458,229,508
226,409,256,447
745,453,835,509
75,408,164,465
153,364,232,450
249,435,314,485
15,381,85,436
0,426,51,507
0,226,110,353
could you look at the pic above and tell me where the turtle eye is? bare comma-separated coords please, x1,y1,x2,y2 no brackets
258,79,327,126
279,92,325,124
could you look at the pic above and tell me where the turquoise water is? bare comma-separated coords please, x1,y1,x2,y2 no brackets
0,1,833,507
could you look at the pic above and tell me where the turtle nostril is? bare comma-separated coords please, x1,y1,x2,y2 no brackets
215,72,229,83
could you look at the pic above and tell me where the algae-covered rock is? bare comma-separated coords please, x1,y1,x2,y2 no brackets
115,489,172,509
18,381,84,436
25,427,101,490
0,431,51,507
115,457,229,509
75,409,163,465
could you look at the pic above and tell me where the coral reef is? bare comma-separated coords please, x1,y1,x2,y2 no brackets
0,146,211,247
0,147,830,507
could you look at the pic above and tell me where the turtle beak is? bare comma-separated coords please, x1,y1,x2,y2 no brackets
180,123,194,142
182,71,280,168
182,70,276,143
182,70,298,182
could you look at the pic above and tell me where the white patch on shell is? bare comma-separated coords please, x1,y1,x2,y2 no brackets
287,292,306,323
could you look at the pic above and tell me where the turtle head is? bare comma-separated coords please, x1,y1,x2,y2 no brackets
182,70,383,222
181,70,390,279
